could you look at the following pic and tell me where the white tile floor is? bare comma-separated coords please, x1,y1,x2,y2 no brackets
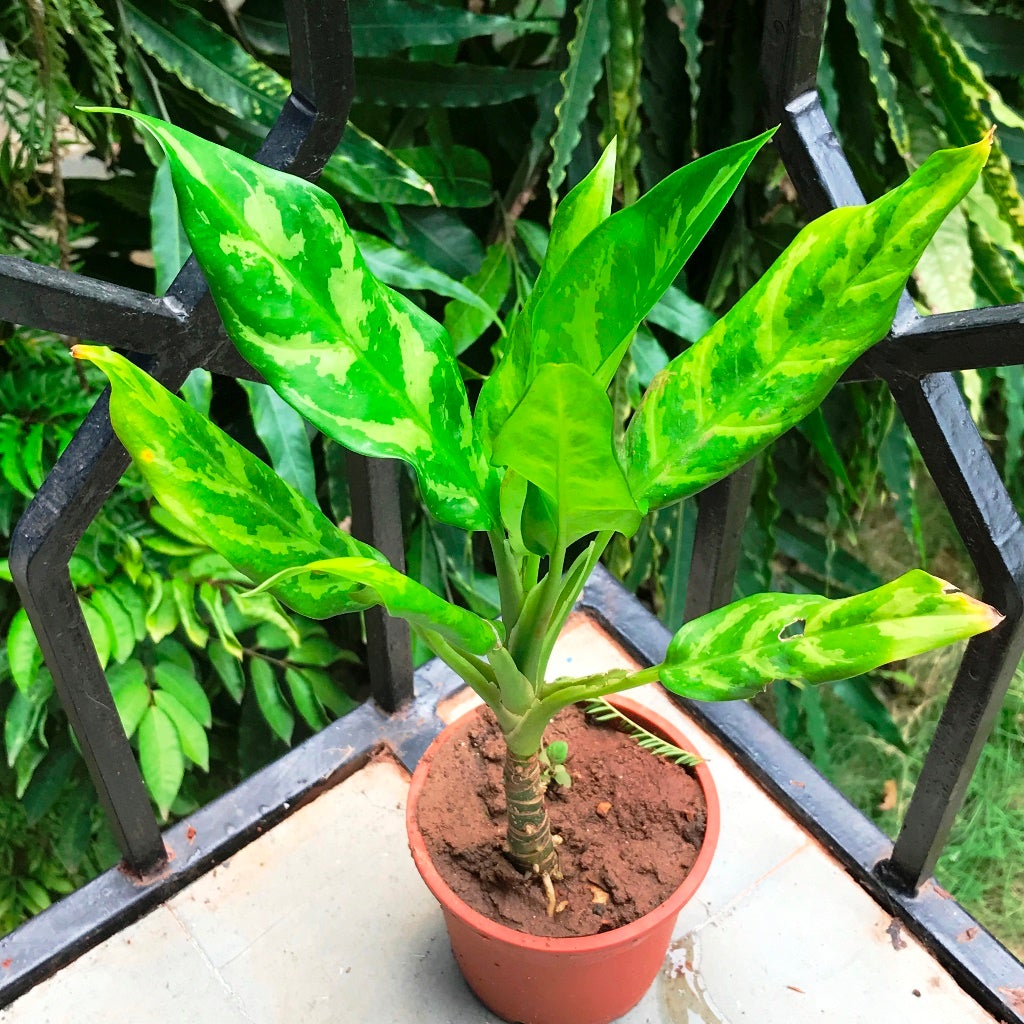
0,616,998,1024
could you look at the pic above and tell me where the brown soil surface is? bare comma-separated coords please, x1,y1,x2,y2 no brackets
415,704,707,939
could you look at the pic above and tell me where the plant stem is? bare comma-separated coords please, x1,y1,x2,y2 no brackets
533,531,615,682
488,528,524,630
504,748,561,880
415,627,501,709
509,540,567,681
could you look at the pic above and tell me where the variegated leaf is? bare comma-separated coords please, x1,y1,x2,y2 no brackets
248,557,499,656
96,109,499,531
660,570,1002,701
624,135,992,509
476,130,773,448
492,363,641,550
74,346,386,619
478,141,616,447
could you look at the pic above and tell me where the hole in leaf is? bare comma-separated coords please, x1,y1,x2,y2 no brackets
778,619,806,641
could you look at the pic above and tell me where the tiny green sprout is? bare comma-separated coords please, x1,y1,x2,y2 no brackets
539,740,572,790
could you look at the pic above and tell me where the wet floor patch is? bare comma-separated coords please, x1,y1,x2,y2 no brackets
660,933,731,1024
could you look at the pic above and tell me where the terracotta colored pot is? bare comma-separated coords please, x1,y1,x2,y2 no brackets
406,695,720,1024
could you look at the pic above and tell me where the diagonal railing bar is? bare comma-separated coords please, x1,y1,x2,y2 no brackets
5,0,366,875
880,373,1024,890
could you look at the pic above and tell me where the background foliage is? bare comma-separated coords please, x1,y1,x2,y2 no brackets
0,0,1022,949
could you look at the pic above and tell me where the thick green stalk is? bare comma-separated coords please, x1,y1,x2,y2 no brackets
533,530,615,683
508,540,568,681
489,528,525,630
414,627,501,708
504,747,561,879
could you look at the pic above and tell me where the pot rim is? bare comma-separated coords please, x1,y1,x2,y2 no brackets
406,693,721,954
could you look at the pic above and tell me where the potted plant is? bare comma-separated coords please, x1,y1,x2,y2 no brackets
73,109,1001,1024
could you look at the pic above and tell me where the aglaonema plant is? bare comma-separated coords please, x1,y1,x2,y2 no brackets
75,109,1002,909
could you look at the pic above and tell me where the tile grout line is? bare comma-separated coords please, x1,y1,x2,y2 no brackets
166,904,258,1024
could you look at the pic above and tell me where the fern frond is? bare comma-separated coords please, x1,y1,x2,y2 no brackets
581,698,702,766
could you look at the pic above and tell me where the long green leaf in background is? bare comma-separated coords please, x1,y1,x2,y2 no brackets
354,60,557,109
843,0,910,158
443,243,512,355
624,134,992,509
660,570,1001,700
547,0,612,207
239,381,317,505
355,231,501,331
73,345,386,619
605,0,645,203
95,110,499,531
239,0,554,58
895,0,1024,254
122,0,451,207
664,0,704,150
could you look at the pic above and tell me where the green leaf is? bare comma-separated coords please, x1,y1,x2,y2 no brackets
151,157,190,294
624,135,992,509
90,588,138,665
122,0,440,207
153,661,211,728
75,346,387,619
138,704,185,819
895,0,1024,251
659,570,1002,700
303,667,360,718
108,661,151,740
231,590,301,647
5,673,52,769
249,557,498,656
284,668,329,732
170,577,209,648
843,0,911,156
646,284,716,343
199,583,243,659
442,243,512,355
537,139,617,299
355,232,501,332
91,112,498,532
478,130,773,448
238,380,317,504
354,60,556,108
144,576,179,643
492,364,641,549
913,205,976,312
348,0,549,56
389,145,492,209
209,640,245,703
664,0,703,150
547,0,612,205
7,609,42,694
250,658,294,744
154,690,209,771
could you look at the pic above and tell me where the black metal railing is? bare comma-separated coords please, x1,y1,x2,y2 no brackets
5,0,410,879
1,0,1023,1016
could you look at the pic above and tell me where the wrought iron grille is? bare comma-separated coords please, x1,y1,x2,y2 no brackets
1,0,1023,1016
